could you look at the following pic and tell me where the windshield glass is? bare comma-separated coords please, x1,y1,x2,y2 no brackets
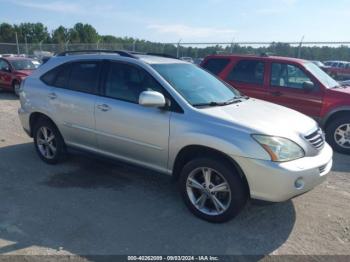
304,62,339,89
11,60,36,70
152,63,240,106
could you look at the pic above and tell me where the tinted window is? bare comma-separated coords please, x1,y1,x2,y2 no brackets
202,58,230,75
68,62,100,94
54,64,71,88
227,60,265,85
271,63,313,89
41,66,59,85
105,62,163,103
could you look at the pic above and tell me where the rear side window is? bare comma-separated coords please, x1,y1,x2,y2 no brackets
41,61,100,94
68,62,100,94
202,58,230,75
227,60,265,85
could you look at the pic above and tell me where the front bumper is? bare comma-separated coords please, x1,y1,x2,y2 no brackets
233,143,333,202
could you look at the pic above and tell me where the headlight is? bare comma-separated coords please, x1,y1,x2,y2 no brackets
252,135,305,162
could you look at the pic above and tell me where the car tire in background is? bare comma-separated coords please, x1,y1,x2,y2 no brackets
33,118,67,164
12,81,20,97
326,116,350,155
179,157,248,223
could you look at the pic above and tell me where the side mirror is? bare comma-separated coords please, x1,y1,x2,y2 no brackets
139,91,166,108
302,81,314,92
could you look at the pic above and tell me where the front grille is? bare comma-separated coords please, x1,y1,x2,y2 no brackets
304,128,325,150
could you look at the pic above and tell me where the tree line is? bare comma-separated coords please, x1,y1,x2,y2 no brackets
0,22,349,61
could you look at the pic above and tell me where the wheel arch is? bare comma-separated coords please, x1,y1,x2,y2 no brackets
29,112,60,137
323,108,350,128
172,145,250,197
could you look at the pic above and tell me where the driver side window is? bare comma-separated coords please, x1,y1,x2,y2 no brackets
104,62,164,103
271,63,313,89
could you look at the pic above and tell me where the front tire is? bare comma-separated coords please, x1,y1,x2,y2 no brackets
326,116,350,154
33,118,66,164
179,158,248,223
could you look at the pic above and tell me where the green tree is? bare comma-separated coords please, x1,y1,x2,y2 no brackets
52,26,69,43
0,23,16,42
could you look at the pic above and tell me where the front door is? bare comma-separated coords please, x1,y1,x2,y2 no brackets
266,62,324,118
94,61,171,172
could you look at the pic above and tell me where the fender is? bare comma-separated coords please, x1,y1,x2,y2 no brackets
321,106,350,126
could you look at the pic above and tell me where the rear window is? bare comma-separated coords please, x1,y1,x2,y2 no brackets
227,60,265,85
201,58,230,75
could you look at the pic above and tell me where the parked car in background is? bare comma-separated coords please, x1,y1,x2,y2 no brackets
0,56,37,96
201,54,350,154
180,56,194,63
311,60,331,72
18,50,332,222
326,62,350,80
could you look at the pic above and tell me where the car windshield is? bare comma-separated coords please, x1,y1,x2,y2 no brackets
11,60,36,70
152,63,241,106
304,62,339,89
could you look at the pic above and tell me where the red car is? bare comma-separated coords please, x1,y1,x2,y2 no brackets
326,62,350,80
201,54,350,154
0,56,37,96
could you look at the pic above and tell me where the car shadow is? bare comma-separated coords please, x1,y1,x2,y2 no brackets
0,90,17,100
0,142,296,256
331,152,350,173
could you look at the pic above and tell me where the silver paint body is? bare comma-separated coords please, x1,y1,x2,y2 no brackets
18,54,333,202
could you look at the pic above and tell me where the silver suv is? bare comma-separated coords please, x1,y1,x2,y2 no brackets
18,50,333,222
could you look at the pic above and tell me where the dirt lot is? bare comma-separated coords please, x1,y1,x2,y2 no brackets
0,91,349,256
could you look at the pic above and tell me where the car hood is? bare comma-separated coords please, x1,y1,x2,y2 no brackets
14,69,33,76
198,98,318,137
327,86,350,96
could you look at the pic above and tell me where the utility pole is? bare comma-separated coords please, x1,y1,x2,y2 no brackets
15,32,20,55
230,37,235,53
133,39,137,52
177,39,182,58
298,35,305,58
25,35,28,55
65,40,70,51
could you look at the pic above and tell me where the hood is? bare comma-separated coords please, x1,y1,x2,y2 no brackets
198,98,318,137
327,85,350,96
14,69,34,76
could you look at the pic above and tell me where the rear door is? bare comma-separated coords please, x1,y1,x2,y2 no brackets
266,62,323,117
47,60,101,149
224,59,270,100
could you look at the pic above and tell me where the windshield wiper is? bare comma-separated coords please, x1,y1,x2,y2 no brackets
193,96,247,107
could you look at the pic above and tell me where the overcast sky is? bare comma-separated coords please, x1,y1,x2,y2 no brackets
0,0,349,43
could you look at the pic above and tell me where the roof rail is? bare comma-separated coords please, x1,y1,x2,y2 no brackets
56,50,137,59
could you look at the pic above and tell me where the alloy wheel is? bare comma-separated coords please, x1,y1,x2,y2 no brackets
186,167,231,216
334,123,350,149
36,126,57,159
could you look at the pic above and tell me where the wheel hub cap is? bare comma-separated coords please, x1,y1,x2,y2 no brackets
37,127,57,159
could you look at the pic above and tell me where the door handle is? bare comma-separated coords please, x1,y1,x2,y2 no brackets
97,104,110,112
270,91,282,97
48,92,57,99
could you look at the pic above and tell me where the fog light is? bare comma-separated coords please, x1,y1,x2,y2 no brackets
294,177,304,190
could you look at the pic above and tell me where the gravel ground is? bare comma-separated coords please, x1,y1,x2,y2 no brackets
0,91,349,256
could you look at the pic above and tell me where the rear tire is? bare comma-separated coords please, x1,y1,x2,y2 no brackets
326,116,350,155
179,157,248,223
12,81,20,97
33,118,66,164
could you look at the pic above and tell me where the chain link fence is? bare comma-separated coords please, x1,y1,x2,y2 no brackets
1,41,350,61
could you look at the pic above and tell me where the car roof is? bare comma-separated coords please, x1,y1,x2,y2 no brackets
2,56,33,61
50,53,188,65
205,54,307,63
